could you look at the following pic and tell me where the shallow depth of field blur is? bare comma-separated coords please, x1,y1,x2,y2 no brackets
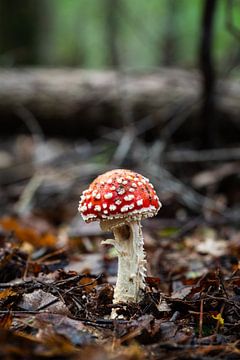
0,1,240,359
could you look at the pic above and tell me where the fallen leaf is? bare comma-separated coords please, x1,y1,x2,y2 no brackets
18,289,69,315
146,276,161,287
35,313,96,346
156,298,171,312
171,286,192,299
0,313,13,329
0,216,57,248
0,288,17,300
196,236,226,256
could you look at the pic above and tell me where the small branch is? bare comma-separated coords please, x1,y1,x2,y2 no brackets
199,298,204,338
164,147,240,163
14,172,44,215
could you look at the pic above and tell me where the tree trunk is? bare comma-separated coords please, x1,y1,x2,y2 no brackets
0,0,47,65
199,0,218,148
161,0,180,66
104,0,120,68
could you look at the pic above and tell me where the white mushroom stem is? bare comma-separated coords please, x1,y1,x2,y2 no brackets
101,220,147,304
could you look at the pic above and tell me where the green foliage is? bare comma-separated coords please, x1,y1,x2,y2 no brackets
48,0,240,70
1,0,240,71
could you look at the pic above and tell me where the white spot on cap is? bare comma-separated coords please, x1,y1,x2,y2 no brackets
110,186,116,191
134,177,139,181
138,181,143,186
109,204,117,211
103,210,108,214
88,202,93,209
137,199,143,206
117,187,125,195
121,205,129,212
131,183,137,188
117,177,124,184
123,180,128,185
80,204,87,212
129,188,135,193
83,213,97,221
104,192,113,199
128,203,134,210
94,205,101,211
107,178,112,184
94,193,101,200
115,199,122,205
124,194,134,201
92,190,97,196
86,194,91,199
103,203,107,209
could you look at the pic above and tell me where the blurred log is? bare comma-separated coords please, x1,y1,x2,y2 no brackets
0,68,239,136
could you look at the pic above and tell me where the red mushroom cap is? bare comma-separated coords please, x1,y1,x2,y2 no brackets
78,169,161,223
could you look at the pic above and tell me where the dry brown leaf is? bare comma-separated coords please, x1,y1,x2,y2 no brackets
35,313,95,347
18,289,69,314
0,313,13,329
0,288,17,300
78,276,98,292
171,286,192,300
0,216,57,248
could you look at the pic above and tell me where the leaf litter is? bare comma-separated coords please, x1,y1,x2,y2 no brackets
0,213,238,360
0,135,239,359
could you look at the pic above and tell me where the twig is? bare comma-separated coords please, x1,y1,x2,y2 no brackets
15,105,44,144
199,298,204,338
33,273,103,311
0,310,50,315
54,273,102,287
159,99,200,151
143,162,215,212
65,273,102,292
205,294,240,312
165,147,240,163
192,162,240,188
14,172,44,215
35,247,68,263
111,126,136,164
170,216,202,241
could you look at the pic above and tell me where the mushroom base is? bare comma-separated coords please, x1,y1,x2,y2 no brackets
101,220,147,305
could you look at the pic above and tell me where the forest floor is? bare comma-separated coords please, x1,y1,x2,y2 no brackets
0,134,239,360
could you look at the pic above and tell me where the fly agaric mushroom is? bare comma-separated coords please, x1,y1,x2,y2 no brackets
78,169,161,305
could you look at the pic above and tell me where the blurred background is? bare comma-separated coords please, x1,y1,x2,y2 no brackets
0,3,240,354
0,0,240,226
0,0,239,69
